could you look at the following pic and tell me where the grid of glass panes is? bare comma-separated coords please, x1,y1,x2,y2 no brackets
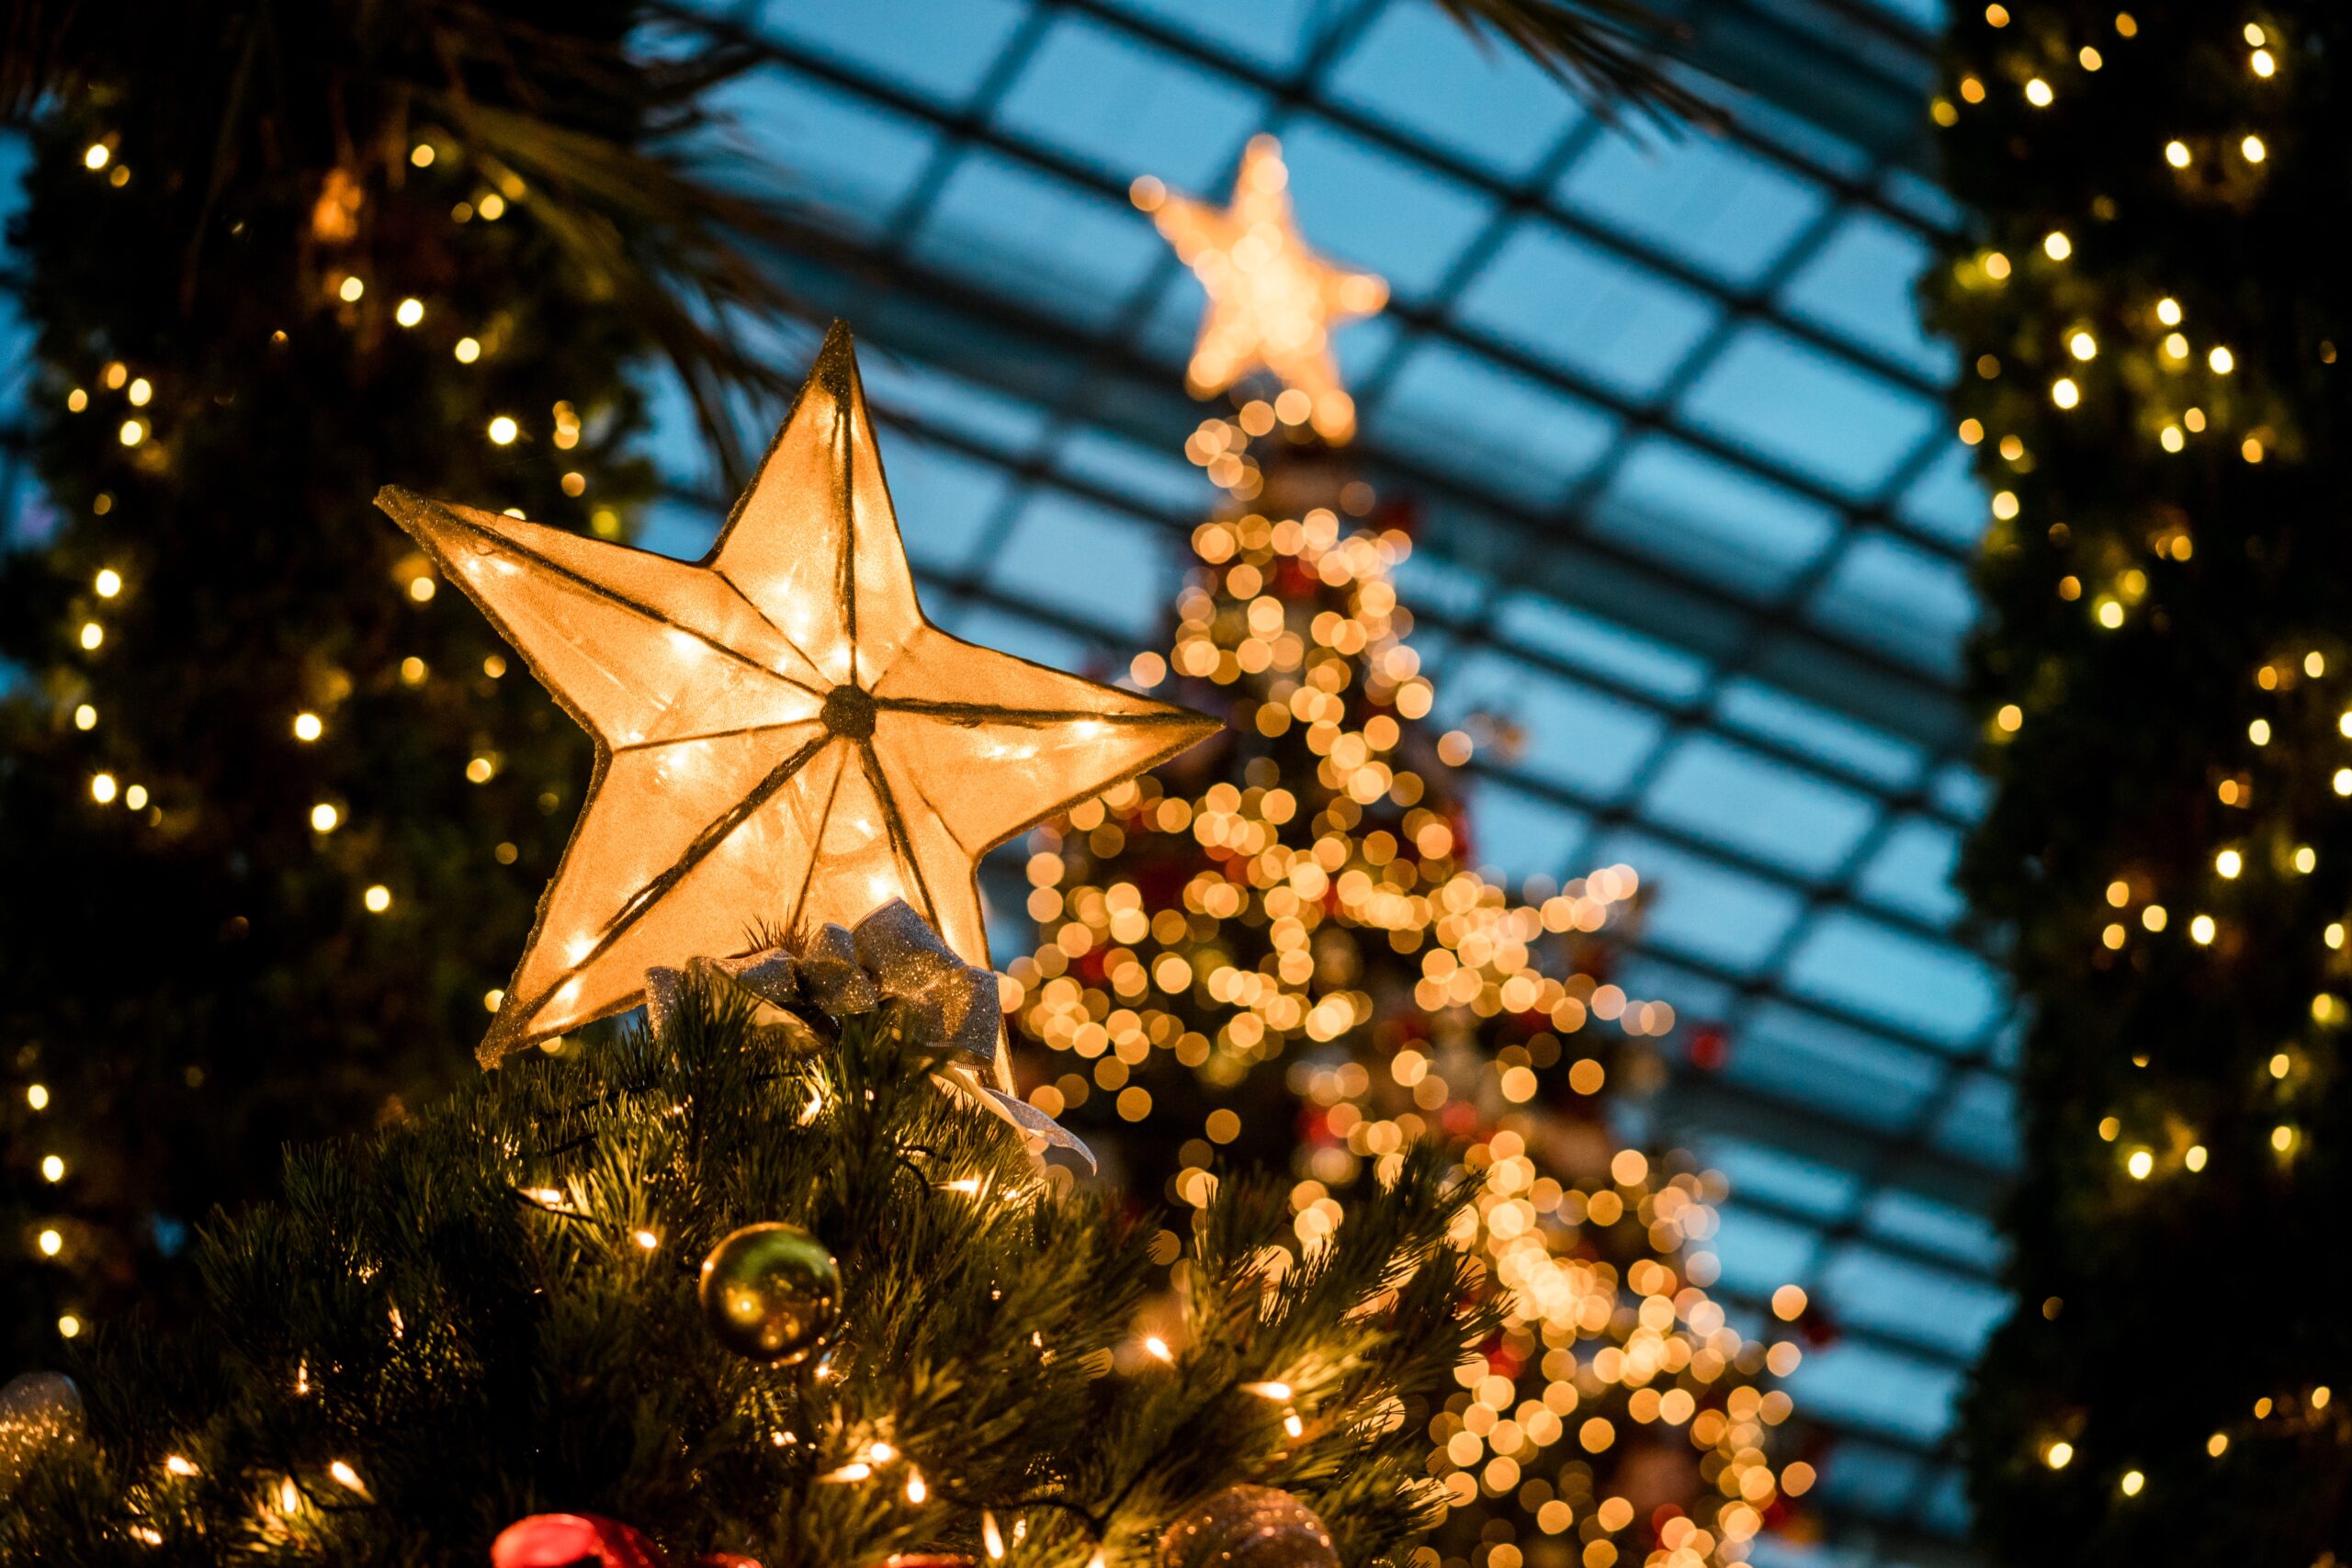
648,4,2003,1562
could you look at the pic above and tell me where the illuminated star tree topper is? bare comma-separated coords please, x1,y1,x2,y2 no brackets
1135,134,1389,443
379,323,1218,1066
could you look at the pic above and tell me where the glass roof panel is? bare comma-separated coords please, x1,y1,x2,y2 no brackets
1093,0,1333,73
1556,124,1833,287
1324,0,1587,179
753,0,1034,109
1783,908,2004,1051
1679,324,1943,498
1590,436,1841,600
1280,119,1497,299
1431,648,1668,801
907,152,1166,329
1777,209,1959,380
1454,220,1723,400
1589,829,1809,976
708,67,943,232
986,488,1174,637
1369,339,1621,507
1641,732,1884,882
992,12,1266,186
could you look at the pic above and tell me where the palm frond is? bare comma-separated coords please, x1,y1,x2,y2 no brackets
1427,0,1720,127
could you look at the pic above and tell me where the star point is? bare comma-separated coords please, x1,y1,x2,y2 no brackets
1139,135,1387,442
380,322,1218,1066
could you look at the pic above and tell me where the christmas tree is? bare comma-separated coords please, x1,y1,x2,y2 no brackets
3,945,1488,1567
1006,142,1812,1568
0,1,796,1364
1928,3,2352,1562
0,326,1491,1568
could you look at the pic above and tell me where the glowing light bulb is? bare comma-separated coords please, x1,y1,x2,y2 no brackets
364,885,392,913
488,415,519,446
84,143,109,170
90,773,117,804
311,802,341,833
95,568,121,597
396,298,425,328
293,712,323,741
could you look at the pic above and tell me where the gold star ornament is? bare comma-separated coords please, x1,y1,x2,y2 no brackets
1136,134,1388,442
379,323,1218,1066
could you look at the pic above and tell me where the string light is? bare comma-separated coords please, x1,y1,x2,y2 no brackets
1014,478,1786,1567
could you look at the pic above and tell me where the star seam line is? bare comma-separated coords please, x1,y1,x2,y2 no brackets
432,501,829,704
857,736,942,937
523,728,834,1026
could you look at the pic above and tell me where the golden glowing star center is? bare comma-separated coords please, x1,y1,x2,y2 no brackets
380,323,1218,1064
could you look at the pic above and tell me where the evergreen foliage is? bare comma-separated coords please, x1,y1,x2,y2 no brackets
6,974,1489,1565
1928,6,2352,1562
0,0,792,1363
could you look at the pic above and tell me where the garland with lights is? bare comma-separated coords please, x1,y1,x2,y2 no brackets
0,937,1491,1566
1927,5,2352,1562
0,0,798,1366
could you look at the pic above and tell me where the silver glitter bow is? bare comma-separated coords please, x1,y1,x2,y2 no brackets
645,900,1092,1168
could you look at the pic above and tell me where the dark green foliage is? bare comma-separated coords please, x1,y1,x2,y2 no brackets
0,0,796,1365
1928,5,2352,1562
4,978,1487,1566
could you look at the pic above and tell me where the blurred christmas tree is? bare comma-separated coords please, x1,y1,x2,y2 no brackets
1006,141,1813,1568
0,0,797,1364
1928,4,2352,1562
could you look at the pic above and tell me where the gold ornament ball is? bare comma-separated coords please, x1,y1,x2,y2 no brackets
0,1371,85,1488
1159,1485,1338,1568
697,1222,842,1363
